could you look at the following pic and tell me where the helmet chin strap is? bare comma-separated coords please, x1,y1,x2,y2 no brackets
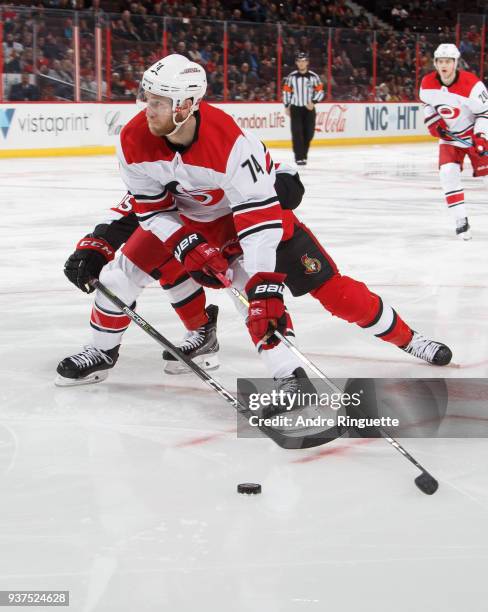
166,106,196,137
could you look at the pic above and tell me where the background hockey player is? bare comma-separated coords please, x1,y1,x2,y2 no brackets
419,43,488,240
56,54,453,390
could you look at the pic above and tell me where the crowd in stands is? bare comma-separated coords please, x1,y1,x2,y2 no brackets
356,0,475,32
1,0,483,104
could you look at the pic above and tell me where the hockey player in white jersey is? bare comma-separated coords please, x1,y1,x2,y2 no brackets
57,54,453,389
419,43,488,239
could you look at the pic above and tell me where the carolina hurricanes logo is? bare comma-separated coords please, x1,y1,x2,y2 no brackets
174,184,225,206
436,104,461,120
301,254,321,274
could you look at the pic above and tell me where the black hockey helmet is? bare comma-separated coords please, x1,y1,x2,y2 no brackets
295,51,309,61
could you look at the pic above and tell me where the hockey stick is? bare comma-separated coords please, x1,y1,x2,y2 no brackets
439,128,488,155
216,273,439,495
89,279,336,450
216,272,335,379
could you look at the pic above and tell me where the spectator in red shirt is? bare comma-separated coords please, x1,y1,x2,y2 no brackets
120,66,138,96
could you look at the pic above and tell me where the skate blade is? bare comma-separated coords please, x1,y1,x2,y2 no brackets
54,370,109,387
164,353,220,375
457,230,472,241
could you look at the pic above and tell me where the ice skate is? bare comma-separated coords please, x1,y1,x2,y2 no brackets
163,304,219,374
401,332,452,366
55,345,119,386
456,217,472,240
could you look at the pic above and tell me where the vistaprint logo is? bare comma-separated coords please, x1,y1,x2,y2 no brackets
17,112,90,135
0,108,15,139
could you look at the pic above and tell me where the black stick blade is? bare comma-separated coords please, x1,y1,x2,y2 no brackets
415,472,439,495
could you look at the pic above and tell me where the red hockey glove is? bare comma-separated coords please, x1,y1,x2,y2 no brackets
64,235,115,293
473,132,488,156
172,230,228,288
426,115,448,138
221,238,243,262
245,272,287,348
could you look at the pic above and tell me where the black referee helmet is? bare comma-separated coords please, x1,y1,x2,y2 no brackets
295,52,309,61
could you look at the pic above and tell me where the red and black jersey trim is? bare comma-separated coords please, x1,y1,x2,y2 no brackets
137,208,177,223
434,71,461,88
170,287,205,309
131,189,176,220
424,113,441,127
376,310,398,338
232,196,279,213
238,222,283,240
90,322,128,334
261,141,274,174
90,301,133,334
450,123,474,135
445,188,465,208
160,272,191,290
266,154,274,174
93,302,125,316
360,297,383,329
132,190,168,201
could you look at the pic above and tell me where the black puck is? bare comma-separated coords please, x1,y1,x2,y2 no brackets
237,483,262,495
415,472,439,495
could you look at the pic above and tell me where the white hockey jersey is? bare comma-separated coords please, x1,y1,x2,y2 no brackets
116,102,284,276
419,70,488,147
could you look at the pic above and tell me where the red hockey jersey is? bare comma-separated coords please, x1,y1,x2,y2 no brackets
116,101,284,276
419,70,488,146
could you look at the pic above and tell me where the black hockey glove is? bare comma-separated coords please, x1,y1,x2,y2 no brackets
64,235,115,293
274,171,305,210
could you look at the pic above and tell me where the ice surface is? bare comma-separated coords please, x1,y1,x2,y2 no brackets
1,143,487,611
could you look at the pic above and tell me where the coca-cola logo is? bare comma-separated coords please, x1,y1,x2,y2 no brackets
105,110,125,135
315,104,347,133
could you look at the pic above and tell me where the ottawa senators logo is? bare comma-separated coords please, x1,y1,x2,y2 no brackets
301,254,321,274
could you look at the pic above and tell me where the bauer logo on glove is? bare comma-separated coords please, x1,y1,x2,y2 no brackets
173,233,201,262
171,230,229,288
245,272,288,349
254,283,285,295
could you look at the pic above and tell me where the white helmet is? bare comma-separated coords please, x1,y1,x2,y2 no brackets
140,54,207,135
434,43,460,69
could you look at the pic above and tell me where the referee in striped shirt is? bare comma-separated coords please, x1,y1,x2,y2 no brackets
283,52,324,165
